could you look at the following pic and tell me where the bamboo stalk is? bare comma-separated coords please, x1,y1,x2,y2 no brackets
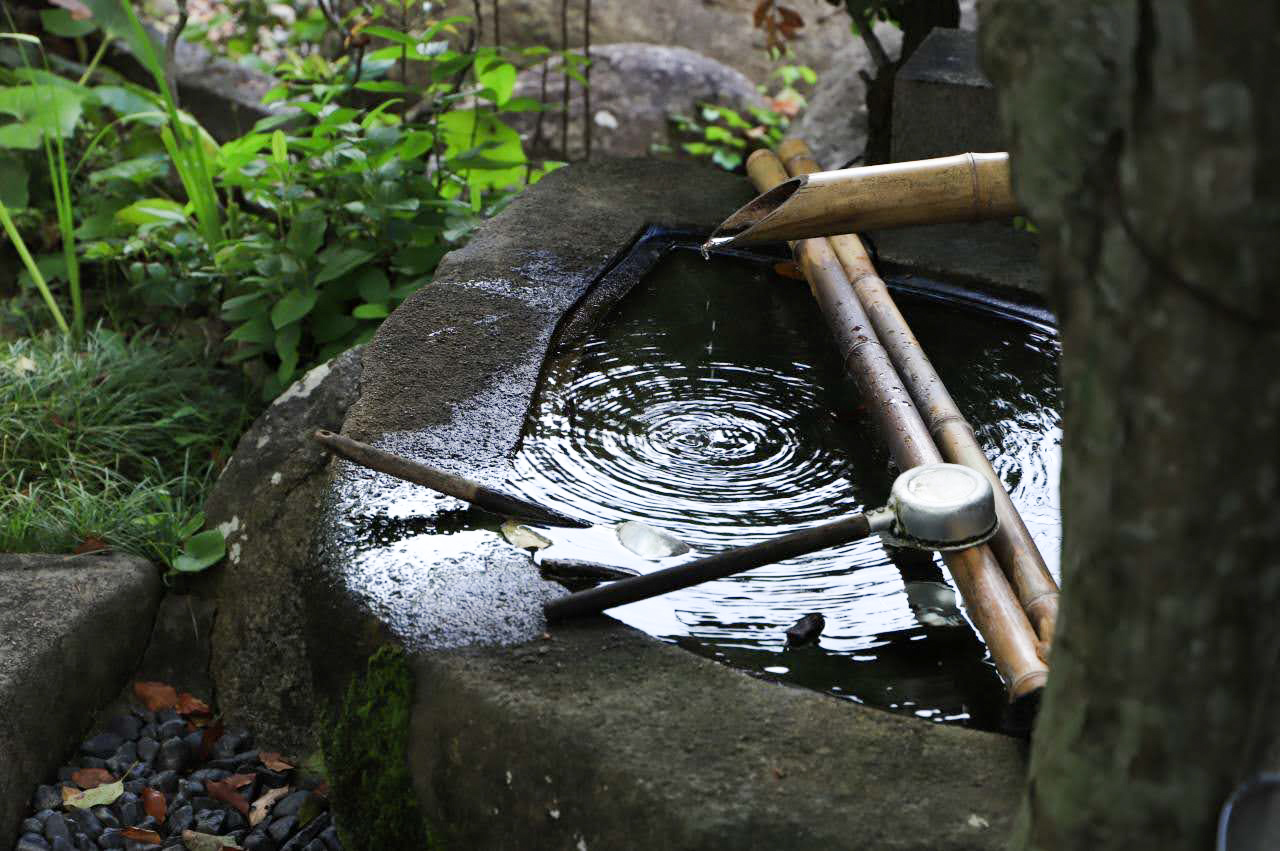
745,149,1047,701
312,430,591,528
776,138,1060,652
711,152,1019,248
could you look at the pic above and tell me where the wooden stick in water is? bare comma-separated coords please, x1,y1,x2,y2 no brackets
312,429,591,528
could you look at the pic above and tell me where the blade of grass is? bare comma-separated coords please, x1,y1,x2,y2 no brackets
0,199,70,334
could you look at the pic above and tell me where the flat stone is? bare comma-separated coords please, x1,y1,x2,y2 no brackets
0,553,161,849
892,28,1004,161
302,159,1029,847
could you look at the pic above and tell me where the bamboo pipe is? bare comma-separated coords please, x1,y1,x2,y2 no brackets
710,152,1019,248
746,149,1047,701
776,138,1060,653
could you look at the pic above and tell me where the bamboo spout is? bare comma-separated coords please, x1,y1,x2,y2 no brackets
745,149,1047,702
774,138,1060,653
710,152,1019,248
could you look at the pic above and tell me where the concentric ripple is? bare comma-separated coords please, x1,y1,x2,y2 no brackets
508,249,1062,730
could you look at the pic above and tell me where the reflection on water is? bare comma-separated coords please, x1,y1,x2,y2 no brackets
509,248,1061,731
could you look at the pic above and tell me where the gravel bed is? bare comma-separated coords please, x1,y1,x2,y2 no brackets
13,699,341,851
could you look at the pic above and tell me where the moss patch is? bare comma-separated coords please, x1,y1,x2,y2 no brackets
325,644,436,849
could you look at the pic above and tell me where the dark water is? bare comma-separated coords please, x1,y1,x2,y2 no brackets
508,248,1061,731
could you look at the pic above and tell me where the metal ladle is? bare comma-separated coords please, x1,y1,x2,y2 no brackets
544,463,998,621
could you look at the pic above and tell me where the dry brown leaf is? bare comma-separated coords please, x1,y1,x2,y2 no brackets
120,827,164,845
258,751,294,772
248,786,291,827
49,0,92,20
176,692,211,717
227,773,255,790
133,681,178,711
206,778,250,817
142,787,166,822
72,767,116,789
73,537,108,555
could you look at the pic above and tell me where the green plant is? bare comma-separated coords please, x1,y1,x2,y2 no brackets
0,327,253,572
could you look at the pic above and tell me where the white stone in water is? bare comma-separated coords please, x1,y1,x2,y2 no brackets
501,520,552,551
616,520,690,559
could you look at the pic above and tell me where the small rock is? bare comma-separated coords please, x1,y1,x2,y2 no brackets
98,828,125,849
81,756,109,770
267,815,298,844
224,808,248,833
191,796,218,813
22,817,43,834
16,833,51,851
91,806,120,829
190,768,230,783
69,807,103,839
139,723,159,741
137,737,160,762
195,809,227,834
115,792,142,827
135,815,160,832
151,769,179,794
243,832,278,851
124,779,148,796
212,729,253,759
107,714,143,741
157,737,190,772
34,809,56,823
50,836,73,851
76,834,95,851
272,790,311,819
81,732,125,758
43,814,72,844
156,709,180,724
302,841,325,851
278,813,330,851
57,767,77,782
181,779,204,798
32,785,63,811
255,768,288,789
319,825,340,851
165,803,193,837
117,740,139,763
157,718,187,740
132,707,156,724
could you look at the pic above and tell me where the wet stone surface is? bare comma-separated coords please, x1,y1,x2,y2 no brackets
12,708,340,851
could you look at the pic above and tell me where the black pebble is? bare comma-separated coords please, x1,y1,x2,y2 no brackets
15,833,50,851
98,828,124,849
149,769,178,794
81,732,124,758
155,709,180,724
279,813,330,851
302,842,326,851
107,714,143,741
255,768,289,789
56,768,76,783
21,817,43,834
224,808,248,833
115,793,142,827
195,808,226,834
243,832,278,851
76,834,95,851
69,807,102,838
91,806,119,829
81,756,108,770
124,779,148,796
267,815,298,844
137,737,160,763
156,737,190,773
272,790,311,819
131,707,156,723
157,718,187,740
138,723,159,741
49,836,73,851
166,803,193,837
319,825,340,851
190,767,229,783
43,813,72,844
191,795,218,813
181,779,204,798
182,730,205,758
31,785,62,811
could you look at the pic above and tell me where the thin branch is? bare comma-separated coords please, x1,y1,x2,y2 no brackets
164,0,189,107
847,1,890,71
582,0,591,159
560,0,570,159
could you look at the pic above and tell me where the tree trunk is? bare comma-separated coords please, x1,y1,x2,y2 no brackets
979,1,1280,847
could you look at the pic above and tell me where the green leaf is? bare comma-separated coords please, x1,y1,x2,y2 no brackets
41,8,98,37
270,289,318,329
0,153,29,208
476,53,516,106
275,322,301,382
0,123,43,149
0,84,84,140
712,148,743,171
227,314,274,345
88,154,169,185
311,309,357,343
115,198,187,226
314,246,376,285
352,303,389,319
353,268,390,303
437,109,527,192
271,129,288,166
285,209,326,257
172,529,225,573
63,779,124,810
91,85,165,124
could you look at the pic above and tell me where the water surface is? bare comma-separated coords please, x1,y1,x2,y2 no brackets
509,248,1061,731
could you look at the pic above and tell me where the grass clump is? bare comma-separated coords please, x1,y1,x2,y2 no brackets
0,327,253,566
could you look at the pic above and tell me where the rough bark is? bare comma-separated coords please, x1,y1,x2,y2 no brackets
979,1,1280,847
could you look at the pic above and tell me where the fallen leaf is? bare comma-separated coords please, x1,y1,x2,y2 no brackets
198,719,225,762
206,778,250,817
72,767,116,789
176,692,211,716
133,681,178,711
258,752,294,772
142,787,166,822
181,829,243,850
249,786,290,827
121,827,164,845
74,537,108,555
63,779,123,809
500,519,552,551
49,0,92,20
227,773,255,790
